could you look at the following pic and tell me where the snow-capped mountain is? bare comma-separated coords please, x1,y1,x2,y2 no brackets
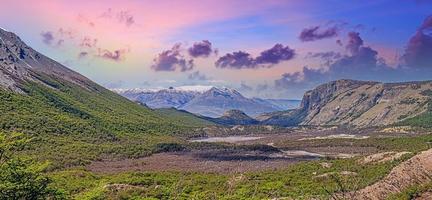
113,86,207,108
113,86,300,117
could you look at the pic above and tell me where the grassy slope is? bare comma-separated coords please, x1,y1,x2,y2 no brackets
398,104,432,128
0,75,208,168
154,108,216,127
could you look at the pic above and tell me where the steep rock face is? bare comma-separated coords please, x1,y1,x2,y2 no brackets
0,28,95,93
261,79,432,127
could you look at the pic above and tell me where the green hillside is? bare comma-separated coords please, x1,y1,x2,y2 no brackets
398,90,432,128
154,108,216,127
0,75,207,168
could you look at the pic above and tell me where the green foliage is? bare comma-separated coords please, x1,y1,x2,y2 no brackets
0,78,188,137
420,89,432,97
0,76,207,167
154,108,215,127
386,181,432,200
275,134,432,154
398,96,432,128
48,156,403,200
0,132,65,199
153,143,186,153
398,111,432,129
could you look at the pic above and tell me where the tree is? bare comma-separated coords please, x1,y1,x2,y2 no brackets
0,132,64,200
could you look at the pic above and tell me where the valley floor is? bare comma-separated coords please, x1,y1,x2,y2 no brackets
47,126,432,199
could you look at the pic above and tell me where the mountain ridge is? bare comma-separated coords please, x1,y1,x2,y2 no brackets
0,27,96,93
260,79,432,127
115,86,300,117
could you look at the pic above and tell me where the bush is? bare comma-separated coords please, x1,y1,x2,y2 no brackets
153,143,186,153
0,132,65,199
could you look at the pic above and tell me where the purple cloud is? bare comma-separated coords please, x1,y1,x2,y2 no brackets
299,26,338,42
271,24,432,98
58,28,75,39
41,31,54,45
152,44,194,72
346,32,364,55
78,51,88,59
215,51,255,69
80,36,98,48
41,28,76,47
306,51,342,66
97,48,128,62
101,8,135,27
307,51,342,59
255,44,295,64
118,11,135,27
275,32,387,92
403,15,432,68
188,40,214,58
215,44,295,69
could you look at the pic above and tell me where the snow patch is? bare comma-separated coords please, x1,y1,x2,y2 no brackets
112,85,216,94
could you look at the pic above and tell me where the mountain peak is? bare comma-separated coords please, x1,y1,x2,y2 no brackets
206,86,243,98
0,29,95,93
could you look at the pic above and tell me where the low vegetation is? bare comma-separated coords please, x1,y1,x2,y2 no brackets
0,132,64,199
0,76,213,168
48,157,403,199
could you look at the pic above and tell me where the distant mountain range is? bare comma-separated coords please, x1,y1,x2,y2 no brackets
113,86,301,117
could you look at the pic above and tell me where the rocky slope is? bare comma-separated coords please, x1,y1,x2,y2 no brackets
0,27,95,93
353,148,432,199
252,98,300,110
260,79,432,127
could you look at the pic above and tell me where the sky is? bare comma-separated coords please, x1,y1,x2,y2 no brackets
1,0,432,99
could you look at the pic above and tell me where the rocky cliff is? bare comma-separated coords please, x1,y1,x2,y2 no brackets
260,79,432,127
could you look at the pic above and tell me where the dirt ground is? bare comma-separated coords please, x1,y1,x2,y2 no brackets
87,150,310,174
87,128,383,174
